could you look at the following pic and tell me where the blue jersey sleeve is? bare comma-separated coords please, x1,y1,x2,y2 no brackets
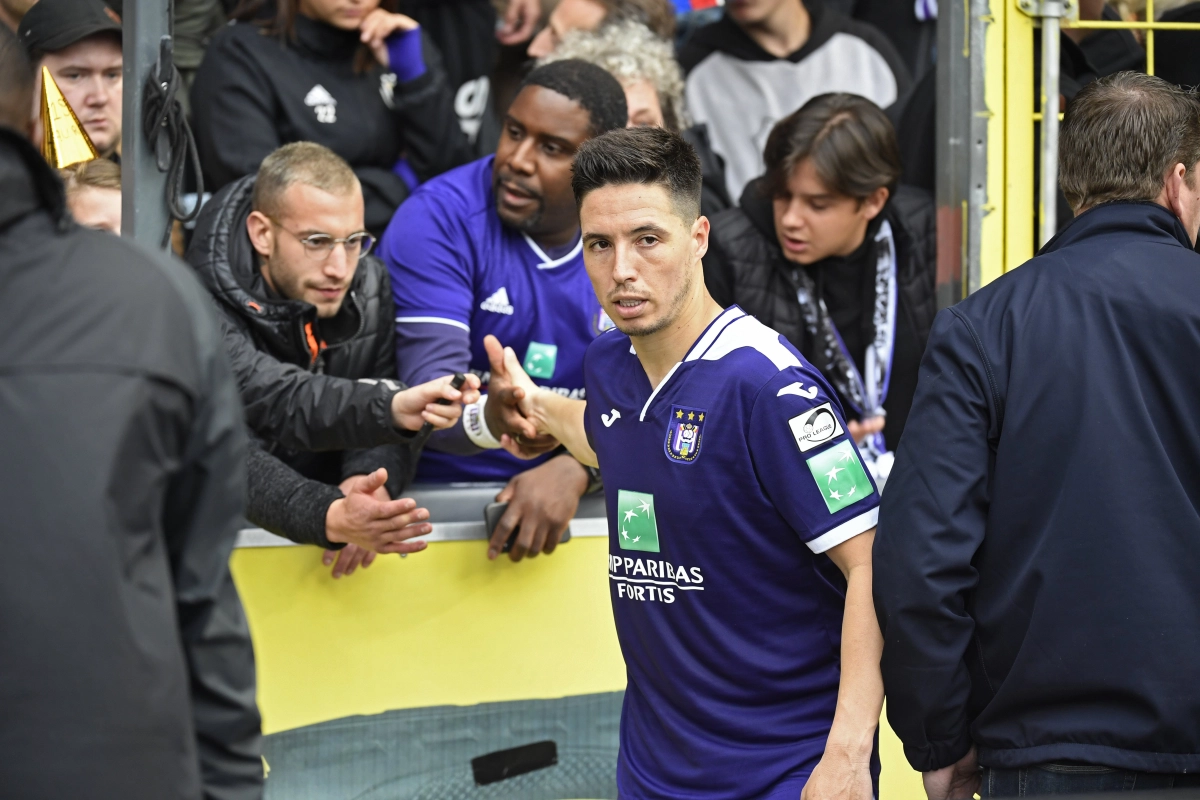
380,186,476,329
747,367,880,553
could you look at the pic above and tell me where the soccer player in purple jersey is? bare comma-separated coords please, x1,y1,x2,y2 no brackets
486,127,886,799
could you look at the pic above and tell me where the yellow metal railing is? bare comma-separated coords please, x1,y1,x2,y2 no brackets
986,0,1200,285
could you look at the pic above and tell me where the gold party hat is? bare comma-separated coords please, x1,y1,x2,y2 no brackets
40,66,98,169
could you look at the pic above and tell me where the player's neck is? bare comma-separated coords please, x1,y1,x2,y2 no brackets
632,292,724,387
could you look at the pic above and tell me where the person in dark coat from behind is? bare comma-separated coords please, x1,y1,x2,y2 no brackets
705,93,937,485
874,72,1200,799
0,27,261,800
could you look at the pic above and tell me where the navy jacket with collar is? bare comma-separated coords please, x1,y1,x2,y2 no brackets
874,201,1200,774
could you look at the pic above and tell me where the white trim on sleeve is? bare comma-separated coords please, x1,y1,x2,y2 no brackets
805,506,879,554
395,316,471,332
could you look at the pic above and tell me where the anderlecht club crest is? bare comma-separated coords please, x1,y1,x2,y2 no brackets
664,405,706,464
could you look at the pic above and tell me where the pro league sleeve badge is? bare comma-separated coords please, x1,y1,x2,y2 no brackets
665,405,706,464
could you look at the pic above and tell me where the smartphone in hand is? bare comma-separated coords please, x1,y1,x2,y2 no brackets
483,502,571,552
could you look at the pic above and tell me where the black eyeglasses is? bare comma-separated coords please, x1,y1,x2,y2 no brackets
268,217,375,261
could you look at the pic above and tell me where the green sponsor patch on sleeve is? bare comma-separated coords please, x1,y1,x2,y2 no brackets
616,490,659,552
523,341,558,379
805,440,876,514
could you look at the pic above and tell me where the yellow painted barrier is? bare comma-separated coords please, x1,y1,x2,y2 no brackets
232,536,925,796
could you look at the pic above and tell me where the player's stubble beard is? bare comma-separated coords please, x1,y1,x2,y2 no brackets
611,262,695,339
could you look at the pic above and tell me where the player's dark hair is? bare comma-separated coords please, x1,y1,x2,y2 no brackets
517,59,628,138
0,24,35,134
572,127,703,221
763,93,901,201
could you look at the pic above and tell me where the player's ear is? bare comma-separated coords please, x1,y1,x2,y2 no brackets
692,215,710,261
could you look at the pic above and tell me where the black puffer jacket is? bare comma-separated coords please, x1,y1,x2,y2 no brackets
704,180,937,450
187,175,415,545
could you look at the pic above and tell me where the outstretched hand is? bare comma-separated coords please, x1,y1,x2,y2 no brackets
324,469,432,573
483,334,559,457
391,373,481,432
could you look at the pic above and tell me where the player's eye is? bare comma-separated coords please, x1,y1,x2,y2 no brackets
589,240,611,251
542,142,561,155
638,236,658,246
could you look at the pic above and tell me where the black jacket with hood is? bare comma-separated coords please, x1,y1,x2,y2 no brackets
191,15,474,235
187,175,416,547
0,128,261,799
704,179,937,450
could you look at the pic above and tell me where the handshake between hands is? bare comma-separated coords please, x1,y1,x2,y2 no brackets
322,338,574,578
480,334,564,460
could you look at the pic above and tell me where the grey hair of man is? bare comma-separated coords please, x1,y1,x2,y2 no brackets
539,19,689,132
251,141,361,219
1059,71,1200,214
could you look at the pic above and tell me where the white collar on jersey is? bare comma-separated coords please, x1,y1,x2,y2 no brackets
522,232,583,269
636,306,747,421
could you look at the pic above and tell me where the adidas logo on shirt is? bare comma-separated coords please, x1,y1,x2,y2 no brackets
304,84,338,124
480,287,514,315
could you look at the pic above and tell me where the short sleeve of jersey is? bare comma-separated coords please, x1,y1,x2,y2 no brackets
747,367,880,554
379,181,476,329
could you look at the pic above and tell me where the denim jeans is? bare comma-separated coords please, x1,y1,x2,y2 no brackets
983,764,1200,796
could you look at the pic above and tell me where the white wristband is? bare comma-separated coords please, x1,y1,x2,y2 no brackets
463,394,503,449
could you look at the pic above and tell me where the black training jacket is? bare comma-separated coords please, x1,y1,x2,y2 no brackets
704,179,937,449
0,129,261,799
875,202,1200,774
187,176,416,546
191,15,474,234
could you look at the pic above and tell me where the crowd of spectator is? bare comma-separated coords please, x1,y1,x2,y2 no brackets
4,0,1200,797
4,0,1197,572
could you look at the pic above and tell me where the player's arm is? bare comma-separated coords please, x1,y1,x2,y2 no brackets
802,530,882,800
746,367,883,800
484,334,598,468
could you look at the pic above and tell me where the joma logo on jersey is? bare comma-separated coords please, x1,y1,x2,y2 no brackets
664,406,706,464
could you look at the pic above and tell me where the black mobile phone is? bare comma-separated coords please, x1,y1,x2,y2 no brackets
484,501,517,552
483,502,571,552
471,740,558,785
